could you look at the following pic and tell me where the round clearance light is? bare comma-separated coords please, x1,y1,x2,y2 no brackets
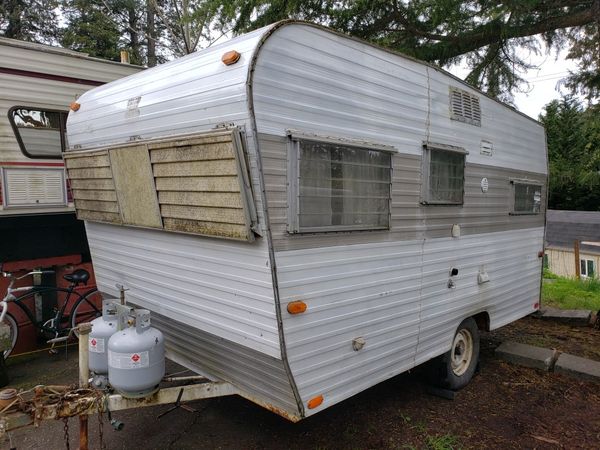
70,102,81,112
221,50,241,66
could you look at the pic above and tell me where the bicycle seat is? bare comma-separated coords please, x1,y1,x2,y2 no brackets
63,269,90,286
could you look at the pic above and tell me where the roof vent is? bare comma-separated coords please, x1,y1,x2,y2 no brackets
449,87,481,126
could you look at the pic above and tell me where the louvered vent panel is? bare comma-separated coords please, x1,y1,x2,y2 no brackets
64,150,122,224
63,129,257,241
3,168,66,207
149,132,252,240
449,87,481,126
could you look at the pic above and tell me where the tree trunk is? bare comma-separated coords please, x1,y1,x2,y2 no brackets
146,0,157,67
128,7,142,65
4,0,24,39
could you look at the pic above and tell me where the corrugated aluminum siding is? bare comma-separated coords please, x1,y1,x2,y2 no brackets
64,26,303,419
250,24,547,415
150,310,299,417
277,228,543,416
0,41,140,164
86,221,280,356
251,24,546,175
259,134,545,251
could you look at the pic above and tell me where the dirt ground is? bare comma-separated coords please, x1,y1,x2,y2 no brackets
2,316,600,450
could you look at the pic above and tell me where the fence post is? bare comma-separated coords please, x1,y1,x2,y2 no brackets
78,323,92,450
574,240,580,279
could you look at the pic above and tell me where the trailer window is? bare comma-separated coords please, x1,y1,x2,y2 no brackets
289,139,391,233
421,144,466,205
8,107,68,159
510,181,542,215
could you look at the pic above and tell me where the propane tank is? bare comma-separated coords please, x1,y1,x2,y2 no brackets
107,309,165,398
89,300,118,388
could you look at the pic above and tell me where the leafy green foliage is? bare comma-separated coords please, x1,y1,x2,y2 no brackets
540,97,600,211
542,274,600,311
215,0,600,104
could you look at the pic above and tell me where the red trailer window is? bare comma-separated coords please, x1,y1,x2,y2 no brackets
8,107,68,159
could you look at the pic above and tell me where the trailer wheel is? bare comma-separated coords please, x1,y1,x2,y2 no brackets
426,317,480,390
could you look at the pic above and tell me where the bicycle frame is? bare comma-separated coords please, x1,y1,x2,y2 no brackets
9,285,98,336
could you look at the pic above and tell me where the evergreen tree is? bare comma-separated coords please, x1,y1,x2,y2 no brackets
540,97,600,210
0,0,60,43
61,0,122,61
214,0,600,104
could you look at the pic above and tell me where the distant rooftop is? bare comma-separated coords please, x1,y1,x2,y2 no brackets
546,210,600,254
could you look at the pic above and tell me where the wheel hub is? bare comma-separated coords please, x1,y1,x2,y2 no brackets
451,329,473,376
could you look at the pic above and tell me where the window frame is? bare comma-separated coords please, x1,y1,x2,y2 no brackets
509,178,543,215
580,258,595,278
8,106,69,160
420,142,467,206
287,131,394,234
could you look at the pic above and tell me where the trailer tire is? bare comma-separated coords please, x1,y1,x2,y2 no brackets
426,317,479,390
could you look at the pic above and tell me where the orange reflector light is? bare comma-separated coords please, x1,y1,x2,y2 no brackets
70,102,81,112
307,395,323,409
537,251,544,258
287,301,307,315
534,302,540,310
222,50,241,66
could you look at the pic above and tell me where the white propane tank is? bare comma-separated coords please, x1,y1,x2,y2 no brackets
89,300,118,376
107,309,165,398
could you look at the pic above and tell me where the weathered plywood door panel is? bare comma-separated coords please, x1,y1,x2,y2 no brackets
63,150,122,225
64,128,258,241
109,145,163,229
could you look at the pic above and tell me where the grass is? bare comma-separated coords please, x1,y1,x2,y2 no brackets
542,272,600,310
424,434,461,450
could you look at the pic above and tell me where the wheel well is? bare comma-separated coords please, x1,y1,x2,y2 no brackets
473,312,490,332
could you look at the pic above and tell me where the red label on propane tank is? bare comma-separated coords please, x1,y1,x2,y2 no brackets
89,337,104,353
108,350,149,369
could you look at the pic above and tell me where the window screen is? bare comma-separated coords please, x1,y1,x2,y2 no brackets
290,139,391,232
9,107,68,159
512,182,542,214
422,145,466,205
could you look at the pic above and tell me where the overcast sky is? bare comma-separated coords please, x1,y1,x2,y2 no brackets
448,47,580,121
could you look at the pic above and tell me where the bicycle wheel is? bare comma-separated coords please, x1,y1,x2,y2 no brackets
70,289,103,337
2,313,18,359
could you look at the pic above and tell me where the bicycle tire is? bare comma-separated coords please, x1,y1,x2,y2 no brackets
2,313,18,359
70,289,103,337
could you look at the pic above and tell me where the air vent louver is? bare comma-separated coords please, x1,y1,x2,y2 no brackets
449,87,481,126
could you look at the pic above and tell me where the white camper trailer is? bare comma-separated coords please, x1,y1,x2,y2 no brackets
63,21,547,422
0,37,141,265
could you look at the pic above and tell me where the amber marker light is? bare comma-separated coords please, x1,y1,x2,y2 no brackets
222,50,241,66
307,395,323,409
287,301,307,315
70,102,81,112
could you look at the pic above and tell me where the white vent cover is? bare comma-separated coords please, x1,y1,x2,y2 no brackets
2,167,66,207
449,87,481,126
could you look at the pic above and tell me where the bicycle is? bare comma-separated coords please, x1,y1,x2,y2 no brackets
0,268,102,357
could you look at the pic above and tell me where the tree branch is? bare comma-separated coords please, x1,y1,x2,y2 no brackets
409,1,599,62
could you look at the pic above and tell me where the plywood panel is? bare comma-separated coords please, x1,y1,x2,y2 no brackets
64,149,122,225
109,145,163,229
64,129,257,241
152,159,238,177
155,176,240,193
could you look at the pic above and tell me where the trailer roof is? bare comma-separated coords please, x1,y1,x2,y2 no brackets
0,36,143,69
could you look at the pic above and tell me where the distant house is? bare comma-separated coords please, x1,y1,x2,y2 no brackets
545,210,600,278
